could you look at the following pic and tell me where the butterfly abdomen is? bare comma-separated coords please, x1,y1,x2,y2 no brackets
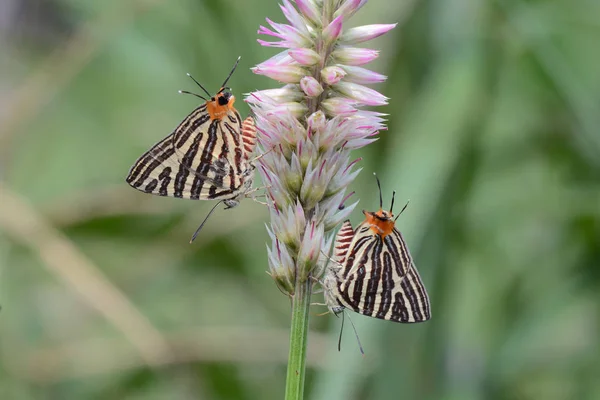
241,117,257,159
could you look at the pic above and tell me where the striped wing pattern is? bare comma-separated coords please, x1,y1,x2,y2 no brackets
126,106,256,202
327,221,431,323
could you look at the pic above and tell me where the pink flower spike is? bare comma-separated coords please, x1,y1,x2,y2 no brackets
288,48,321,66
342,65,387,84
321,66,346,85
300,76,324,97
246,0,393,297
341,24,397,44
252,65,306,83
295,0,320,24
322,15,344,44
331,47,379,66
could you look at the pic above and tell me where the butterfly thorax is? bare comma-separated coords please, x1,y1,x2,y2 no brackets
363,209,395,238
207,90,236,120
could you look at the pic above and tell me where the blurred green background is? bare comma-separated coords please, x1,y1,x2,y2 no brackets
1,0,599,399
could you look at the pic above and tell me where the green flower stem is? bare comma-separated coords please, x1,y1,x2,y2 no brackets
284,277,313,400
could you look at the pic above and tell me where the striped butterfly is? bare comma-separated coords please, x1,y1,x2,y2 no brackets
323,177,431,324
126,57,257,241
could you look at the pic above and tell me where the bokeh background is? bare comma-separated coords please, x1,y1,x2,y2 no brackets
1,0,599,399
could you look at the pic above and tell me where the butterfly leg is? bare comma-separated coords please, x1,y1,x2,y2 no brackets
308,275,325,294
244,185,271,206
251,197,268,206
315,310,331,317
319,250,343,267
248,145,277,164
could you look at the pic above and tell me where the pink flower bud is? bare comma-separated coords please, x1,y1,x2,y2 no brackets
280,0,310,36
288,48,321,66
322,15,344,44
296,221,324,279
252,65,306,83
265,102,308,119
334,82,389,106
331,47,379,66
321,97,358,116
321,66,347,85
334,0,367,20
257,50,296,68
295,0,320,24
342,65,387,84
341,24,397,44
300,76,324,97
307,111,326,135
246,86,303,104
266,232,295,294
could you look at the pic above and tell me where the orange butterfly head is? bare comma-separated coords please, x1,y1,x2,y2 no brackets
363,209,395,238
207,89,236,120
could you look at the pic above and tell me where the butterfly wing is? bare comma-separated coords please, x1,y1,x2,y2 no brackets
335,225,431,323
204,113,257,200
126,105,256,200
324,221,376,314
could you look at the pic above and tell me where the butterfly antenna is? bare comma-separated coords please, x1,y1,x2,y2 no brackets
338,311,345,352
178,90,207,101
190,200,224,243
221,56,241,89
345,311,365,355
390,190,396,214
374,172,383,209
394,199,410,221
186,73,212,98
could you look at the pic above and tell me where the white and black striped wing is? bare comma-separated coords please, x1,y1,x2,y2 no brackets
336,226,431,323
126,106,256,200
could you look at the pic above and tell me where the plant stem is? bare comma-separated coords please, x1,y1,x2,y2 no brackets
284,277,312,400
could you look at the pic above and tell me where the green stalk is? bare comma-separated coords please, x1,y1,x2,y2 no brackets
284,278,312,400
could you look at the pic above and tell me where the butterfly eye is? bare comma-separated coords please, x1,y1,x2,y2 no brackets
218,94,229,106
